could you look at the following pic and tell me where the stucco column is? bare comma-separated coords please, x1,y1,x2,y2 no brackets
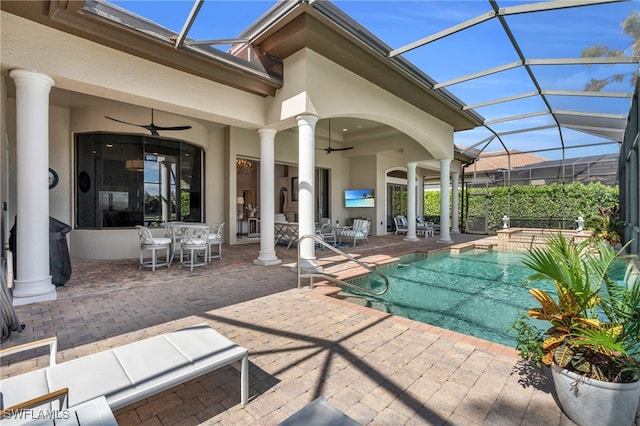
417,170,425,222
438,159,453,243
10,69,57,305
451,171,460,234
255,128,281,266
438,158,453,243
404,162,419,241
296,115,320,272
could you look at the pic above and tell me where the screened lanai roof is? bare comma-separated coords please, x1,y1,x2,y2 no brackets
95,0,638,162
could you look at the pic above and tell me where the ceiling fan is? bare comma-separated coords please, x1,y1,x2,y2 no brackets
317,119,354,154
105,109,192,136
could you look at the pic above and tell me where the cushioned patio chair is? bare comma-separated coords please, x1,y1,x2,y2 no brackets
339,219,370,246
136,225,172,271
180,225,209,271
394,215,408,235
416,217,435,237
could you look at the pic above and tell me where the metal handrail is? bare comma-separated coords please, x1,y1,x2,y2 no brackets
296,234,389,296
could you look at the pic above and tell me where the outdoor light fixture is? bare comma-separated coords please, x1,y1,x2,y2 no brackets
125,159,145,172
236,158,254,175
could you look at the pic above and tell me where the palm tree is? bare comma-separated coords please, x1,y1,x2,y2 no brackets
581,10,640,91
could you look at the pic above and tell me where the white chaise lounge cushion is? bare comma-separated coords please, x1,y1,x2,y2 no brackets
0,324,249,413
0,369,50,414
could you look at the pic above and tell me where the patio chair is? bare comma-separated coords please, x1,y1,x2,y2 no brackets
394,215,408,235
316,222,336,247
136,225,172,271
208,222,225,261
179,225,209,271
164,221,188,264
339,219,370,246
275,215,298,248
416,217,434,237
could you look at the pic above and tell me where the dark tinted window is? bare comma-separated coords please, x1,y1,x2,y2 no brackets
76,133,203,228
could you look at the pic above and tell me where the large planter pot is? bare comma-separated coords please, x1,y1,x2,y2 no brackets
551,363,640,426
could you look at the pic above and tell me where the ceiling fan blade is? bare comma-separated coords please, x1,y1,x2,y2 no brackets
105,116,145,127
316,146,353,154
153,125,193,131
106,114,191,136
317,119,354,153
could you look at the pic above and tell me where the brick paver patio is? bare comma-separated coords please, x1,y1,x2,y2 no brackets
1,233,574,425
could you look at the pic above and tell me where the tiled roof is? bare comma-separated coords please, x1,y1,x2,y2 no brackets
469,150,548,173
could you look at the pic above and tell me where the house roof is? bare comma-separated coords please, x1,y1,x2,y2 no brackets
470,150,549,173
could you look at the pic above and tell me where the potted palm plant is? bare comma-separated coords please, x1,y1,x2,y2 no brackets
511,231,640,426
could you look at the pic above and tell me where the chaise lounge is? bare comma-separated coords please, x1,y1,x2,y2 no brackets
0,324,249,422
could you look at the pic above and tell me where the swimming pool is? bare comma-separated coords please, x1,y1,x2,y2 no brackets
338,249,557,347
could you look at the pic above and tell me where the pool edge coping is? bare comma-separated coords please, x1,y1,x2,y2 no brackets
304,241,519,359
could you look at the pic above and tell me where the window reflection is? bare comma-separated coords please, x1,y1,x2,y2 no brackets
76,133,203,228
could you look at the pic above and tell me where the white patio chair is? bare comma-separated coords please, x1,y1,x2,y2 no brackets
394,215,408,235
208,222,225,261
165,221,189,264
416,217,434,237
339,219,370,246
136,225,172,271
316,222,336,248
274,215,298,248
179,225,209,271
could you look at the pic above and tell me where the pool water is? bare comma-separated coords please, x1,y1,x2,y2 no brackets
339,249,557,347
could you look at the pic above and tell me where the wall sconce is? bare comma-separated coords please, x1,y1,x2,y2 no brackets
236,158,254,175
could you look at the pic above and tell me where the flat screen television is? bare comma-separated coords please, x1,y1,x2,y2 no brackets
344,189,375,208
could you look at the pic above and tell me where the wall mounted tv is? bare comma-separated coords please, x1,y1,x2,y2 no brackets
344,189,375,208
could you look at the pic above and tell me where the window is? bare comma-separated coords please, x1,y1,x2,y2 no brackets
76,133,203,228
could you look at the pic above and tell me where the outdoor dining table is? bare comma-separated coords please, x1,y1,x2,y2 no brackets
164,222,208,265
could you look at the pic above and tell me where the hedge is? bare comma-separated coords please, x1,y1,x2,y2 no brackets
423,182,619,234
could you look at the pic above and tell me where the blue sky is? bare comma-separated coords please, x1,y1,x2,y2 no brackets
109,0,638,160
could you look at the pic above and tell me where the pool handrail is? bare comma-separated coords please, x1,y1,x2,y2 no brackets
296,234,389,296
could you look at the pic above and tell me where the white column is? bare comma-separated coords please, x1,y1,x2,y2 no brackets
404,162,419,241
255,128,281,266
438,158,453,243
451,171,460,234
417,170,425,221
160,160,171,223
296,114,320,272
10,69,57,305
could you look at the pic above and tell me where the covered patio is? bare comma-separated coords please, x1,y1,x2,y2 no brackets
2,234,572,425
